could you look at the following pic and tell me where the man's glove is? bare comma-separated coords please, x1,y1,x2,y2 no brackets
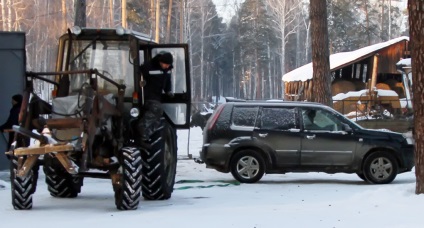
167,91,174,98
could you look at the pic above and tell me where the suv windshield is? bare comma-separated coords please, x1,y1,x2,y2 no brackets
64,40,134,96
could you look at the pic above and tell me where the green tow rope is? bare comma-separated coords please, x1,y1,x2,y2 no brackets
174,180,240,190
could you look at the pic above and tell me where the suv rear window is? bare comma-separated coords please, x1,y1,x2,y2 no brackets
259,107,298,130
232,106,259,127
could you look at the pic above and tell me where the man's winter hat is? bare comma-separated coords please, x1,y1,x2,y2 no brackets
12,94,22,104
158,52,173,65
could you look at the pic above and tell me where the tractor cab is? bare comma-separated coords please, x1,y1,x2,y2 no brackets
53,26,191,128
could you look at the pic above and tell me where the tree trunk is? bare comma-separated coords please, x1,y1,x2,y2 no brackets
199,4,205,99
62,0,67,32
109,0,114,26
122,0,127,28
150,0,155,35
166,0,173,43
155,0,160,42
408,0,424,194
179,0,184,42
7,0,11,31
74,0,87,27
388,0,391,39
364,0,371,45
1,0,6,30
381,0,384,41
267,42,272,98
309,0,332,107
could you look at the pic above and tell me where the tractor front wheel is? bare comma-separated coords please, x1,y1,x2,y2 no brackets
10,146,39,210
114,147,142,210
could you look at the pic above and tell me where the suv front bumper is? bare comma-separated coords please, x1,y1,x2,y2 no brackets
400,144,414,172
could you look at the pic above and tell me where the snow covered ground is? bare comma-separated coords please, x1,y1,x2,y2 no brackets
0,127,422,228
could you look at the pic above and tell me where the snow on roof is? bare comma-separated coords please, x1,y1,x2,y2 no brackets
283,36,409,82
332,90,367,101
332,89,399,101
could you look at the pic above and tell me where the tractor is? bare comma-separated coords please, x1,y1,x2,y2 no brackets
5,26,191,210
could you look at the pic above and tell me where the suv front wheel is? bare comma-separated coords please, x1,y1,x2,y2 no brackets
230,149,265,183
363,151,398,184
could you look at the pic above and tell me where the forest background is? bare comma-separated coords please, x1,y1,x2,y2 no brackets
0,0,408,105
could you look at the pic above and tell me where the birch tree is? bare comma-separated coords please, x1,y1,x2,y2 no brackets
1,0,6,30
185,0,219,100
266,0,302,97
296,2,311,66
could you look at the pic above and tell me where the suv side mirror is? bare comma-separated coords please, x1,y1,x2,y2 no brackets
342,123,352,133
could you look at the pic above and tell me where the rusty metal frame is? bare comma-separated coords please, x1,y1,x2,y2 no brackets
7,144,76,178
26,69,126,91
13,144,74,156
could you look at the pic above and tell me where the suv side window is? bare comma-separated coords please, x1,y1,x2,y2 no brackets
259,107,298,130
232,106,259,127
302,108,345,131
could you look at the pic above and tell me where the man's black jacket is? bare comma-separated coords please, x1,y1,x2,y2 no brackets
140,55,172,102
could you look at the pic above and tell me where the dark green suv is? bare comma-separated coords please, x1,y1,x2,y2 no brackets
199,101,414,184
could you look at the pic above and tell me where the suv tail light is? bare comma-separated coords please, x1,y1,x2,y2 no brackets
207,104,225,130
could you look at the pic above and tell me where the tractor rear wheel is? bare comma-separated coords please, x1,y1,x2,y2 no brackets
43,155,83,198
141,119,177,200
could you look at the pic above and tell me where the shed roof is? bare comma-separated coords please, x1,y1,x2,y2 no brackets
282,36,409,82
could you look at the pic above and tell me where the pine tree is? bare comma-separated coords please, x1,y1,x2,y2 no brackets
310,0,331,107
408,0,424,194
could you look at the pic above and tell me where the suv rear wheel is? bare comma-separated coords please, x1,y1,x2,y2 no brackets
363,151,398,184
230,149,265,183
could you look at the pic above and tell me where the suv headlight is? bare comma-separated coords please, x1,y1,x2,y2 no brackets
130,108,140,117
402,132,414,145
405,137,414,145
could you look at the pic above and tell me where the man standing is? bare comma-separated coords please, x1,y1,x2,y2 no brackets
0,94,22,150
138,52,174,145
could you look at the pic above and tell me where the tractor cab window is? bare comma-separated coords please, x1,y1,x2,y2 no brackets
64,40,134,97
151,48,187,94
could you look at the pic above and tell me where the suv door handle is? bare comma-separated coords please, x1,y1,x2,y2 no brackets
259,133,268,138
306,135,316,139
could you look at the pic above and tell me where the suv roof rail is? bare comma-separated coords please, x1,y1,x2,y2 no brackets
224,97,246,102
227,100,325,106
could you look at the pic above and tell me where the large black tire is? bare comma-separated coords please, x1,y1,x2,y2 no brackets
141,119,177,200
43,155,83,198
230,149,266,183
10,151,38,210
363,151,398,184
115,147,143,210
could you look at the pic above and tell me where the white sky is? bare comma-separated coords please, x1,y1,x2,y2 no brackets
0,126,422,228
212,0,245,23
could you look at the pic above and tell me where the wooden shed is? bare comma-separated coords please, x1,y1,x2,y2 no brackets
282,37,410,102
